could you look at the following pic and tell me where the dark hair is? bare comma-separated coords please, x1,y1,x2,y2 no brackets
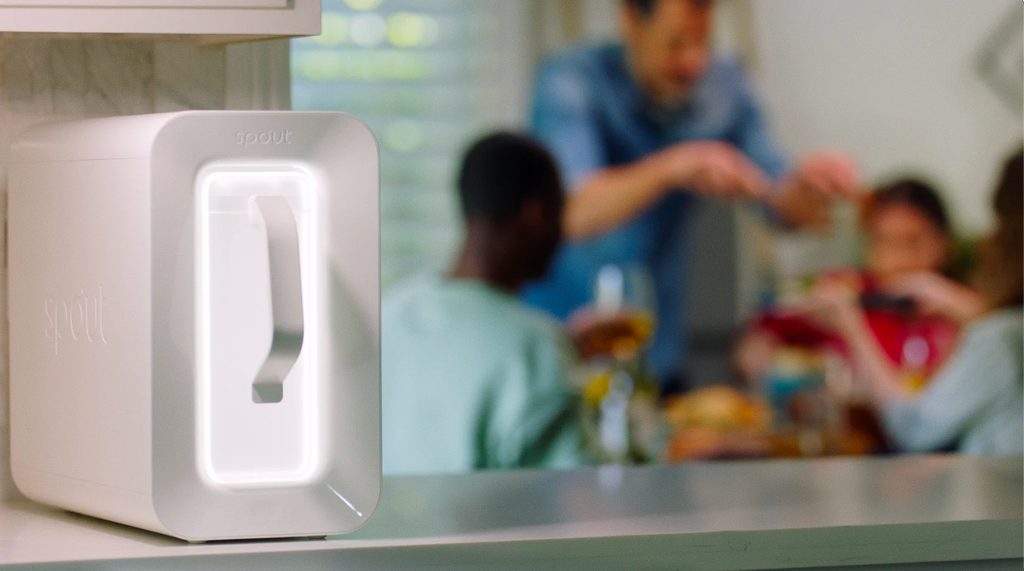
976,147,1023,309
457,132,563,226
623,0,657,16
993,148,1023,219
861,178,950,236
623,0,712,18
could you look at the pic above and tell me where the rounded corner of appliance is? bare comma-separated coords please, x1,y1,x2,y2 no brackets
149,491,199,542
148,111,215,153
335,488,383,536
323,113,380,154
9,464,35,500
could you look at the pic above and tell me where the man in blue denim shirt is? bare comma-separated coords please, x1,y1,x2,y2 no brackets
524,0,860,394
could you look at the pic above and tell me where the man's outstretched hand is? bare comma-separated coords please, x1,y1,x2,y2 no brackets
769,151,861,230
658,141,770,200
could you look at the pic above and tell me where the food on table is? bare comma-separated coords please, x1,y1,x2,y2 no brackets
662,385,773,461
663,385,771,432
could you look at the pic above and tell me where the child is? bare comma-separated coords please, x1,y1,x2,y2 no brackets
806,149,1023,454
736,179,961,392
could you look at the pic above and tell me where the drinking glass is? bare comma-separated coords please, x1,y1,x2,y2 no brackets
573,264,658,462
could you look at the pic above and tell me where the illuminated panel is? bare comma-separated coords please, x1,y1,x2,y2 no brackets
194,163,321,488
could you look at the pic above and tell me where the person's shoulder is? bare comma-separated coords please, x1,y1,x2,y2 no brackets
534,43,625,115
539,43,623,80
470,291,572,358
382,274,438,312
384,276,569,344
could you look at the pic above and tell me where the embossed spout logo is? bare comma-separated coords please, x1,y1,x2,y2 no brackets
44,287,108,355
236,129,294,148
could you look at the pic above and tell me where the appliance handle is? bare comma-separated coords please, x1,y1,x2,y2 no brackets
250,195,305,404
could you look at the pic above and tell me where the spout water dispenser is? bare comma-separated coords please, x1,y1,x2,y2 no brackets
8,111,380,541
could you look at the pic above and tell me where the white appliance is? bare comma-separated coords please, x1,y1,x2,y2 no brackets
8,111,381,541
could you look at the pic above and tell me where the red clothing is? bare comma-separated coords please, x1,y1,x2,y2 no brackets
862,311,959,378
755,272,961,381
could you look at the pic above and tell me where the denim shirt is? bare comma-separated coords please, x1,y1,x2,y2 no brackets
523,44,788,386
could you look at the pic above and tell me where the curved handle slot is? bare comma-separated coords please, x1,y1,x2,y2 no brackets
250,195,304,403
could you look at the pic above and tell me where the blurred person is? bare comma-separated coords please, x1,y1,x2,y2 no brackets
736,180,962,392
523,0,860,395
804,148,1023,454
382,133,592,475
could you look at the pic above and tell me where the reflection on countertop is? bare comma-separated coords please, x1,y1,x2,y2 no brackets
0,455,1020,570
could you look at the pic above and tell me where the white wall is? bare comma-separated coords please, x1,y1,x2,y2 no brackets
749,0,1022,235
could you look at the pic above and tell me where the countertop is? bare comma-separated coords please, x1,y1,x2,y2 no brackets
0,455,1020,570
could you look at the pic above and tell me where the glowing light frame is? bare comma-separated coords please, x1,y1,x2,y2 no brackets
194,162,322,488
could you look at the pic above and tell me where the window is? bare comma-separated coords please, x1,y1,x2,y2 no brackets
292,0,530,289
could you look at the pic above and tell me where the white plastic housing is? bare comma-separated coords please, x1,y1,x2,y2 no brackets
8,111,381,541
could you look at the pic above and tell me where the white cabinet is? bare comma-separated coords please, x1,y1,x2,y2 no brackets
0,0,319,37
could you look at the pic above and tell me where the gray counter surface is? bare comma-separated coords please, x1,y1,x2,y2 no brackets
0,455,1020,570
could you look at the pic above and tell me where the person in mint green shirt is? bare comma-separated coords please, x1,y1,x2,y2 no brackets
382,133,592,475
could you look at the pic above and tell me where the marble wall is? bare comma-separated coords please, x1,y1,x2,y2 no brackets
0,35,228,498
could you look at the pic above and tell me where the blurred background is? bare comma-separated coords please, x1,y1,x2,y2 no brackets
291,0,1021,388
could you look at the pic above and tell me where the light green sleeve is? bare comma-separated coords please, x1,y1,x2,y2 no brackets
881,317,1019,452
478,325,591,470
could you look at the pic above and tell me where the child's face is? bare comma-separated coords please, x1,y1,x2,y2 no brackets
865,204,949,286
